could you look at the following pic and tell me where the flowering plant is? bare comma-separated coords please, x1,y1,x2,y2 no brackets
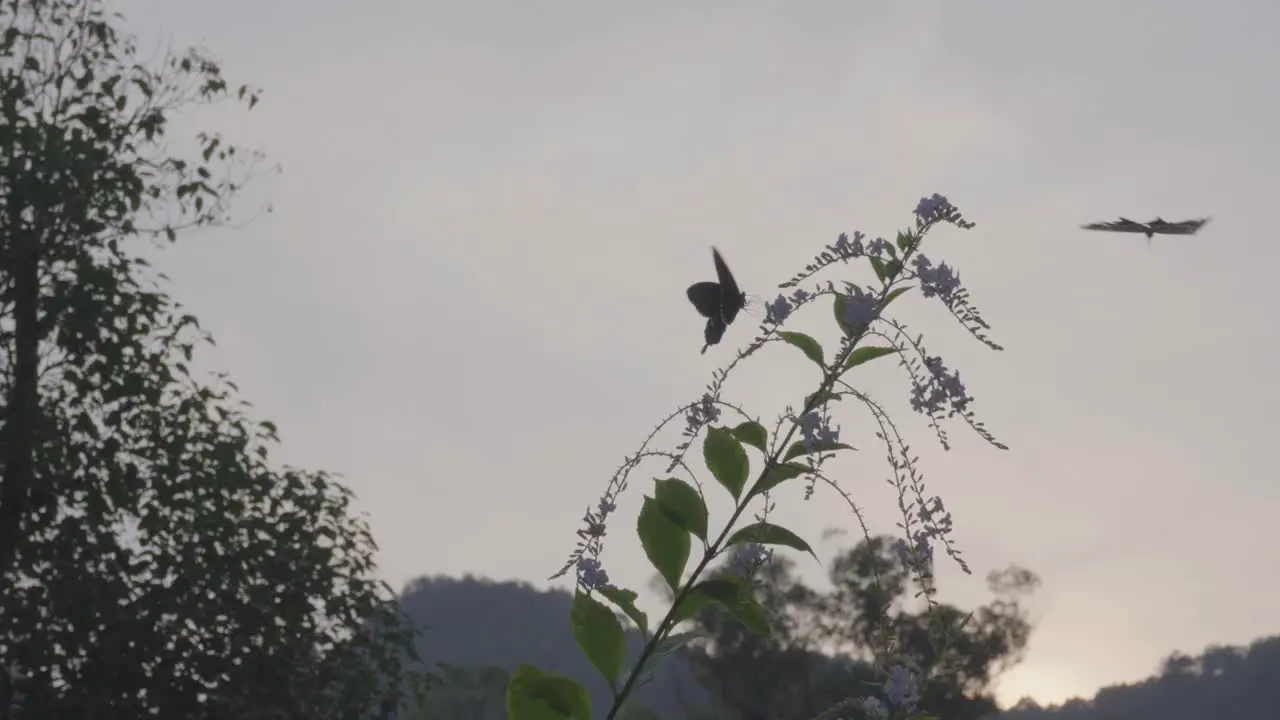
505,195,1006,720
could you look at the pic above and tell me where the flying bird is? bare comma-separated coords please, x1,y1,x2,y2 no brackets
1081,216,1211,243
687,247,746,354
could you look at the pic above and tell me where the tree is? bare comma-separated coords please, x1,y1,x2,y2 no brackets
0,1,425,716
678,536,1038,720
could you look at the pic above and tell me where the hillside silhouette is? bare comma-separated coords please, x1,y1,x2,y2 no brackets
398,575,707,717
996,636,1280,720
397,576,1279,719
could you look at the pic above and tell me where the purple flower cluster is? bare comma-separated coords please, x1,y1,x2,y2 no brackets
798,409,840,454
841,285,878,327
909,355,970,416
914,192,955,221
885,664,921,709
765,288,813,325
576,556,609,590
894,530,935,569
729,542,774,579
911,254,962,304
685,393,721,429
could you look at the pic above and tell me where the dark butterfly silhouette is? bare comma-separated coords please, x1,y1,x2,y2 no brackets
687,247,746,354
1081,216,1211,243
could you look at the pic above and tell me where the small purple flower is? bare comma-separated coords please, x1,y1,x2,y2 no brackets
798,410,840,454
861,696,888,720
576,556,609,590
867,237,890,256
912,254,962,303
766,294,793,324
685,393,722,429
884,664,920,709
790,288,812,305
910,355,970,416
833,231,866,258
729,542,774,578
841,286,878,328
914,193,954,221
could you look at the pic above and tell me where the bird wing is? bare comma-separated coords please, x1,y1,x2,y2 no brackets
1081,217,1151,234
1150,217,1211,235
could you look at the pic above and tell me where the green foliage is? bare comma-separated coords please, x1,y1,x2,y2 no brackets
531,189,1001,719
637,497,691,592
778,331,825,368
653,477,709,543
570,592,627,688
703,426,750,500
506,664,592,720
681,539,1038,720
0,0,425,716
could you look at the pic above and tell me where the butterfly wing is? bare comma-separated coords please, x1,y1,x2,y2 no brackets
687,282,722,319
702,316,727,354
711,247,745,324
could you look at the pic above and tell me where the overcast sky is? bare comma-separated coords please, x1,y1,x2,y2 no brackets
113,0,1279,708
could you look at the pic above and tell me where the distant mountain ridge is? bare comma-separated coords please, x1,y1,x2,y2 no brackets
395,574,1280,720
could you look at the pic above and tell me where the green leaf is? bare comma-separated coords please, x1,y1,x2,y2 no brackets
637,497,691,592
596,585,649,636
884,258,903,280
845,345,901,369
688,579,772,637
833,294,869,337
725,521,817,560
653,477,708,542
506,664,592,720
569,591,626,687
777,331,824,367
627,630,706,693
704,426,750,500
783,438,856,462
730,421,768,454
669,588,717,627
879,285,911,311
746,461,809,498
804,389,841,409
870,256,888,283
896,230,915,252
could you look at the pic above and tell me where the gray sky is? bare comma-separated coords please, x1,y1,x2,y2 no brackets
116,0,1279,708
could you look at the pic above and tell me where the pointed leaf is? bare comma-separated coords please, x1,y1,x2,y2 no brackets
637,497,691,592
704,426,749,499
669,587,717,627
804,389,842,409
870,256,888,283
845,345,901,369
747,461,809,499
896,230,915,252
597,585,649,636
570,591,626,687
506,664,592,720
725,521,817,560
730,421,768,454
778,331,825,367
783,438,855,462
653,477,708,542
628,630,706,690
879,286,910,311
688,578,771,637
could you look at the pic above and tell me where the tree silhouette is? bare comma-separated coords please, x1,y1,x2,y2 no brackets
676,535,1038,720
998,636,1280,720
0,1,423,715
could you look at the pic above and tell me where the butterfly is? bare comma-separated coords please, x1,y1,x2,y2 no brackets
1081,216,1211,244
686,247,746,354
